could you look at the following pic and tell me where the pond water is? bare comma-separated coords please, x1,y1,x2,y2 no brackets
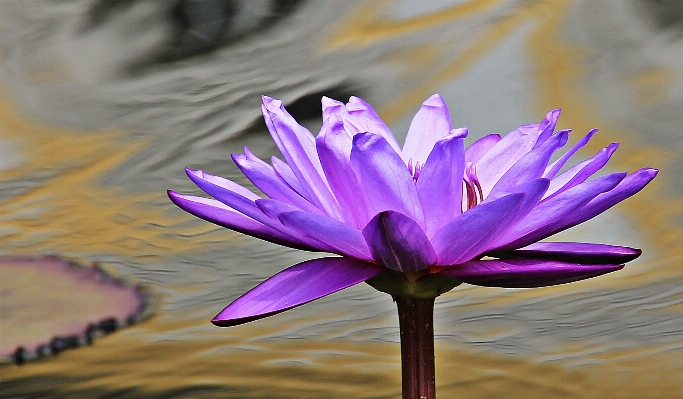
1,1,683,398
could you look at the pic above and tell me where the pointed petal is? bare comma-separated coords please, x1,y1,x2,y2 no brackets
416,130,467,237
321,96,346,122
168,191,316,251
402,94,453,165
544,143,619,200
186,168,272,225
431,193,526,265
493,172,627,250
535,109,561,147
488,130,569,198
316,115,368,228
346,96,402,154
232,152,323,215
212,257,384,327
465,134,501,165
554,168,658,234
271,156,306,195
261,96,342,219
186,168,259,200
438,258,623,288
350,133,423,226
362,211,437,272
322,96,367,137
492,242,641,264
544,128,598,179
279,210,372,260
475,123,543,197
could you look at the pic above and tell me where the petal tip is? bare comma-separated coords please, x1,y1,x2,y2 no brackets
449,127,468,139
424,93,446,107
262,95,283,111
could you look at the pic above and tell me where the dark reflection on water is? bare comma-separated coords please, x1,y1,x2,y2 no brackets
1,0,683,398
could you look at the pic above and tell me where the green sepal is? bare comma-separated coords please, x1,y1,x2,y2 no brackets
366,270,462,299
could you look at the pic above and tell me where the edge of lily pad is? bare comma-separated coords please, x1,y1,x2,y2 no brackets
1,256,154,366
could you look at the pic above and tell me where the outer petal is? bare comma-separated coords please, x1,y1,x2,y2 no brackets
262,97,342,219
431,193,527,265
544,128,598,179
416,129,467,237
232,151,323,215
543,143,619,200
351,133,423,226
550,168,658,235
438,258,623,288
402,94,452,165
186,168,278,228
362,211,437,272
322,96,365,136
465,134,501,165
492,242,641,264
346,96,402,154
271,156,306,195
316,115,368,228
321,96,346,123
279,210,373,260
492,172,627,250
535,109,561,147
488,130,569,198
212,257,384,327
167,191,317,251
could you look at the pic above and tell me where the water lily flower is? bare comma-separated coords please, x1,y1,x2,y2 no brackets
168,94,657,327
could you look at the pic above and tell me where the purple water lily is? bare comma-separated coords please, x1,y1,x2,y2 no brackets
168,94,656,327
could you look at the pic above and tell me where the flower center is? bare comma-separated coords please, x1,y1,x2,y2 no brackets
407,158,423,181
463,162,483,211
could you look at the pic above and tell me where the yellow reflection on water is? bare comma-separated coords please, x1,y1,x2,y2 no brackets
0,95,231,259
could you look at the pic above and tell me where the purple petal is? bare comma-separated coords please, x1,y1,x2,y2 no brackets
476,178,550,252
261,97,342,219
345,96,402,154
431,193,527,265
493,242,641,264
493,172,627,250
321,96,346,122
544,143,619,200
416,130,466,237
186,168,259,200
402,94,452,165
212,257,384,327
279,210,372,260
552,168,658,234
488,130,569,198
232,151,323,216
185,169,272,225
350,133,423,226
321,96,367,137
465,134,501,165
168,191,317,251
438,258,623,288
475,124,544,197
544,128,598,179
362,211,437,272
271,156,306,195
316,115,368,228
535,109,561,147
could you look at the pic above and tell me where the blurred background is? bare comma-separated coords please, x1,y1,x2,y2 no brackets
1,0,682,397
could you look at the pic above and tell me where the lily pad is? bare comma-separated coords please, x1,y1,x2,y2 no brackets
0,256,147,364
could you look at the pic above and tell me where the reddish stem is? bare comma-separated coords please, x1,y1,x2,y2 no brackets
395,296,436,399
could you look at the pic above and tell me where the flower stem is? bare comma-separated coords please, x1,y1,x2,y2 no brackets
395,296,436,399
